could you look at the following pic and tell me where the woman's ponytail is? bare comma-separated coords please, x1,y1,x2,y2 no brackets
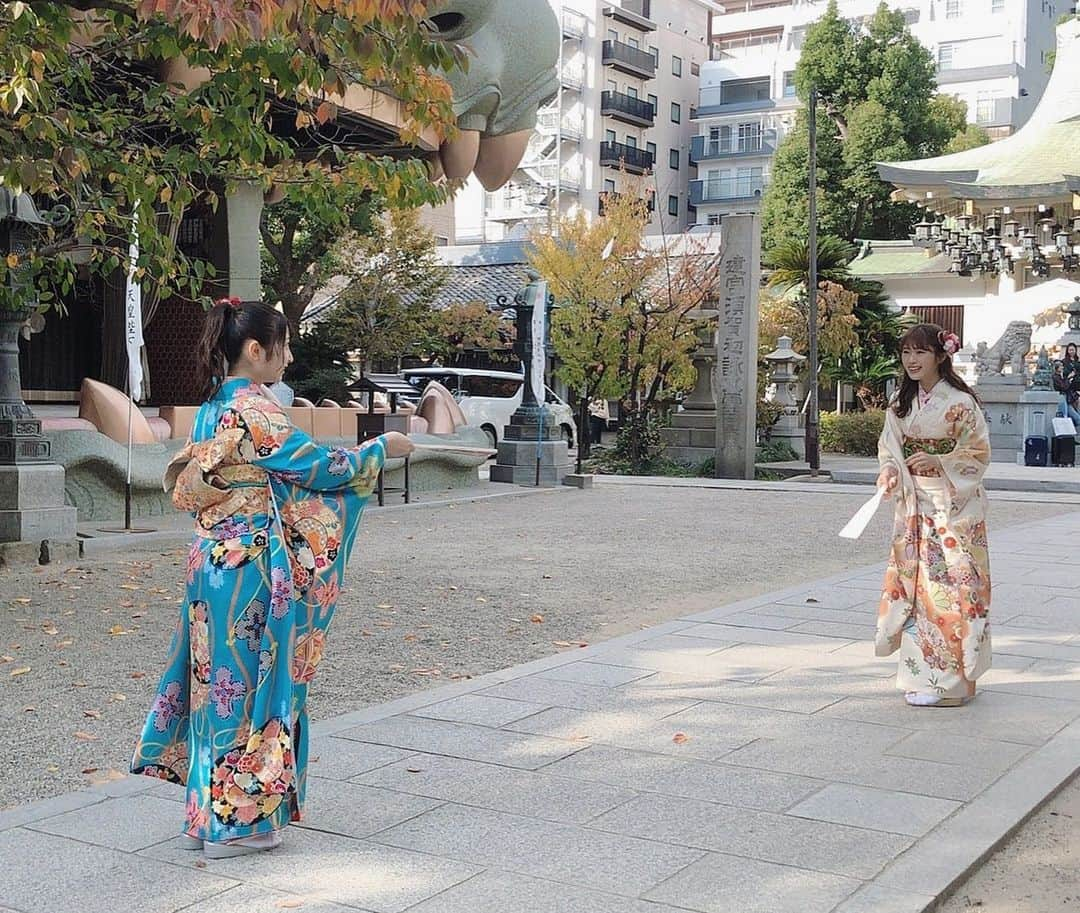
194,297,289,402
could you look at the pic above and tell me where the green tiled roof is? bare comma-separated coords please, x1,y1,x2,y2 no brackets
877,20,1080,197
848,245,951,277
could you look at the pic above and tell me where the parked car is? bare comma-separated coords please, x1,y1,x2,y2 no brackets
400,367,577,448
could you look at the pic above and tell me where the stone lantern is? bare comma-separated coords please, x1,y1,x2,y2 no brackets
489,270,570,486
0,190,78,561
763,335,807,458
1059,295,1080,350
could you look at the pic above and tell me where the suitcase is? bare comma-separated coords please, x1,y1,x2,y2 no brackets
1051,434,1076,467
1024,435,1048,467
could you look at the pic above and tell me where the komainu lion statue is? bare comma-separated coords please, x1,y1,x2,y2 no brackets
974,320,1033,377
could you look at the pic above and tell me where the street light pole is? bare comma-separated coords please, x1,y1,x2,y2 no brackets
806,86,820,476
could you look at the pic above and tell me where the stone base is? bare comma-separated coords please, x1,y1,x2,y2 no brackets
562,473,594,489
0,537,80,567
661,410,717,467
0,464,79,542
769,429,806,459
977,385,1024,463
491,439,570,487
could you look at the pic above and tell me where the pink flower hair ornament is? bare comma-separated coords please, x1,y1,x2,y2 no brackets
939,331,961,356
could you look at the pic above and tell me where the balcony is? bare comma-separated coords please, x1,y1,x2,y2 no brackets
562,10,585,39
599,191,655,215
536,110,583,141
561,63,584,91
690,132,776,163
601,90,655,127
599,140,655,175
974,96,1016,129
602,39,656,79
689,175,767,205
603,2,655,32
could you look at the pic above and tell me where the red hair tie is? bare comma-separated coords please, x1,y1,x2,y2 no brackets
215,296,242,310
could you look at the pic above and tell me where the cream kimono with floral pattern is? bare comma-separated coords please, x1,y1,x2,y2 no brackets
877,383,992,698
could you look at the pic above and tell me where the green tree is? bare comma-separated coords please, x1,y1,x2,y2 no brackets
1,0,458,318
424,301,514,364
261,186,382,335
763,0,987,247
528,186,723,466
315,208,448,375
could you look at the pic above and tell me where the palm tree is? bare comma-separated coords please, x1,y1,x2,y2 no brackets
764,235,857,292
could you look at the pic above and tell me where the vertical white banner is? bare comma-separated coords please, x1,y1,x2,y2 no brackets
125,207,144,401
531,280,547,407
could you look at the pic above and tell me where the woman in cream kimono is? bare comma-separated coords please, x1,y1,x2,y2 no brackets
131,299,414,858
876,324,992,707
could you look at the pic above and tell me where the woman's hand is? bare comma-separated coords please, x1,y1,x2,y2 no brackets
905,451,941,476
381,431,415,459
876,464,899,499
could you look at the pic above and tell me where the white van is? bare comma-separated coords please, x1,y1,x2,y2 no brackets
400,367,577,449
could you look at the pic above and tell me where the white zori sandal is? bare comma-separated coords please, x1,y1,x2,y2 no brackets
203,830,284,859
904,691,971,708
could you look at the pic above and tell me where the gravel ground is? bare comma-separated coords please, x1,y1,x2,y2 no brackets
1,482,1068,809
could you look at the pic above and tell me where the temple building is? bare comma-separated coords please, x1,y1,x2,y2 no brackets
874,17,1080,346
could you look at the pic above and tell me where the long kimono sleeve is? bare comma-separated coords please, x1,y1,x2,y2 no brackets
878,403,912,506
235,397,386,492
938,395,990,508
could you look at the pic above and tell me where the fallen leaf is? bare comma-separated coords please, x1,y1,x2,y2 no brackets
403,633,418,642
275,901,304,909
530,614,544,623
81,767,99,774
0,655,13,663
194,859,207,869
406,767,423,773
56,639,74,648
361,630,374,636
118,584,140,590
46,764,60,773
108,625,127,636
376,603,394,609
672,732,689,744
542,574,553,579
805,597,819,604
476,597,487,603
110,693,126,702
11,598,31,604
83,709,102,720
74,731,98,742
9,666,31,677
86,768,126,785
23,706,35,713
41,624,59,635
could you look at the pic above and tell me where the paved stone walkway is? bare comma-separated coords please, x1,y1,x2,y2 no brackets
758,454,1080,494
2,511,1079,913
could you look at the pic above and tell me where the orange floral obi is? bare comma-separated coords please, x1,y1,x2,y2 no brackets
164,433,272,535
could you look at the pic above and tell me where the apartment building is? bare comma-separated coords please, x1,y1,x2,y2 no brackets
454,0,722,243
689,0,1059,227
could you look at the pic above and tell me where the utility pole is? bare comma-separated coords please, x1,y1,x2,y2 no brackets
806,86,820,475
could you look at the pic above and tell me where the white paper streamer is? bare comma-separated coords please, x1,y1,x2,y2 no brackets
838,488,885,539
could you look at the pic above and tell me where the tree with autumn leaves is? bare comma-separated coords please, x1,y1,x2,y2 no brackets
0,0,459,318
528,189,723,466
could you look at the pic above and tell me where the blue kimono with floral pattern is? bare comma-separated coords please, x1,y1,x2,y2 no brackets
131,379,385,842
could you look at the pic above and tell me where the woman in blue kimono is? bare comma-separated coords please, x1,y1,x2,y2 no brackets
131,298,413,858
